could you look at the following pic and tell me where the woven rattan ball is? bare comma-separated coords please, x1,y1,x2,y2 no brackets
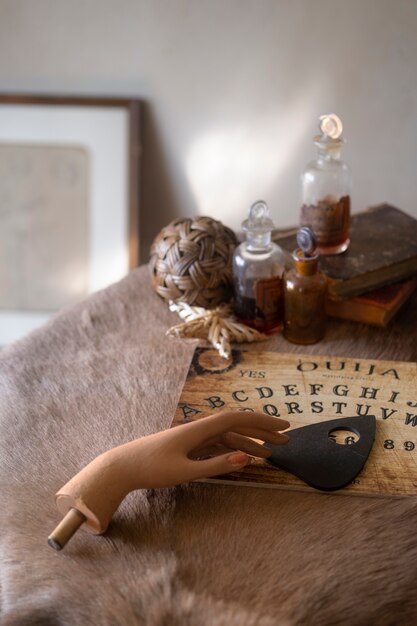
149,216,238,308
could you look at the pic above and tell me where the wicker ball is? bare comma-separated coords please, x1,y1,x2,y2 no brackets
149,216,238,308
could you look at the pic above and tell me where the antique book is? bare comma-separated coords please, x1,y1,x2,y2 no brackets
273,204,417,299
326,278,417,326
173,348,417,497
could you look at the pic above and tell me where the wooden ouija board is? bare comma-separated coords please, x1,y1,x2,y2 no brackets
172,348,417,497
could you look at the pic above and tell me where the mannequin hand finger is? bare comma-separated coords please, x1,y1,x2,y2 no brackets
228,426,289,445
190,431,281,459
186,451,250,481
220,432,274,458
189,423,289,457
223,411,290,432
176,411,289,451
190,434,269,459
187,434,224,455
188,442,230,460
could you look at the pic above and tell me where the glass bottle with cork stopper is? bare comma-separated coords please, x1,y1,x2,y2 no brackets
233,200,288,333
284,227,327,344
300,113,351,255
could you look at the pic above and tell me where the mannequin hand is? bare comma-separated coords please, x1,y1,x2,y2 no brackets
126,410,290,488
51,411,290,542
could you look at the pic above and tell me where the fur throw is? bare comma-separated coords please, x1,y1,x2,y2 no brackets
1,266,417,625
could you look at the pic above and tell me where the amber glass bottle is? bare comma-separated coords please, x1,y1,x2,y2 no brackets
284,228,327,344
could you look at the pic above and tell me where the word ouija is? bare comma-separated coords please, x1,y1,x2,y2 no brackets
293,360,400,379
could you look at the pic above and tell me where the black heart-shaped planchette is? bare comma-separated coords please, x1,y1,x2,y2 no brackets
265,415,376,491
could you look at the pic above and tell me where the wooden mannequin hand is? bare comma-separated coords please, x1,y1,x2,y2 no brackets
48,411,289,549
133,410,290,487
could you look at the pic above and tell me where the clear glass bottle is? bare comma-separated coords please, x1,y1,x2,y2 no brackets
300,114,351,255
284,227,327,344
233,200,288,333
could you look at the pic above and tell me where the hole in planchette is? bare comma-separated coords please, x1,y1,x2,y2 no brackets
328,428,360,446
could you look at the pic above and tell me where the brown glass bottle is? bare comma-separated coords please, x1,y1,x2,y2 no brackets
284,249,327,344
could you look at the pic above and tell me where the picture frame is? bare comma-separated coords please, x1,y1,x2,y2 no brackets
0,94,141,344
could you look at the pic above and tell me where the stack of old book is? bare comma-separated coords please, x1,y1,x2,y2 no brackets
274,204,417,326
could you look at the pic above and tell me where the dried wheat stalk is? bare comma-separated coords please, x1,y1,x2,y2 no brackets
167,301,267,358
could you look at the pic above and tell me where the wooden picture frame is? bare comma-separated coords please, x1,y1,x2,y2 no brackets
0,94,141,344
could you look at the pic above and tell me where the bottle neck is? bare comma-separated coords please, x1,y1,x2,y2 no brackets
295,258,318,276
314,137,343,162
246,231,272,250
293,249,318,276
317,146,341,161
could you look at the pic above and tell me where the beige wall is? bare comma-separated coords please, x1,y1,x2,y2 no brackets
1,0,416,263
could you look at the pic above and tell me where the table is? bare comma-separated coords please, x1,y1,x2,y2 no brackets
1,265,416,625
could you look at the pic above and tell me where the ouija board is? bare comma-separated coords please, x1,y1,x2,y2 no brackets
172,348,417,497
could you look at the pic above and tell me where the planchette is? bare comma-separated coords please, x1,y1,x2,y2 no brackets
265,415,376,491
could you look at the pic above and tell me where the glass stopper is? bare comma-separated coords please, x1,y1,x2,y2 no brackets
243,200,274,233
296,226,317,257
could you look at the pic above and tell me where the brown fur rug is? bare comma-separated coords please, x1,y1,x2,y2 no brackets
1,266,417,625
